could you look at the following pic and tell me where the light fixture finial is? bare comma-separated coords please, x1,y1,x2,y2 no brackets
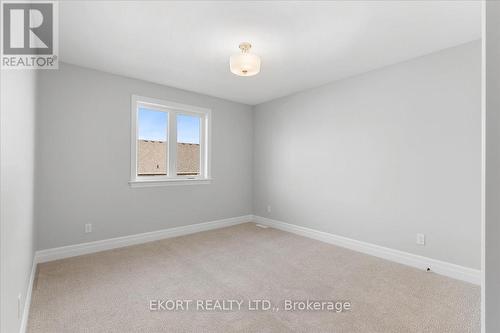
239,42,252,53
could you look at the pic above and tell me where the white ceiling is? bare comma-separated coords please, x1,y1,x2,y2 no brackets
60,1,481,105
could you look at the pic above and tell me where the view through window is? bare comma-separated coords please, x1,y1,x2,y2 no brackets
176,114,201,176
137,107,168,176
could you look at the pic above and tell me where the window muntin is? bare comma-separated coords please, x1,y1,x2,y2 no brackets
131,95,211,184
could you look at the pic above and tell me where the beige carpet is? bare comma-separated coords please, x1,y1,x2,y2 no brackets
28,223,480,332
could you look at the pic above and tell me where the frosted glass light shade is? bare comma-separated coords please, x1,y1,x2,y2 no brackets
230,44,261,76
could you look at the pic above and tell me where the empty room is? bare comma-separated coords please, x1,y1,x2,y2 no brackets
2,1,500,332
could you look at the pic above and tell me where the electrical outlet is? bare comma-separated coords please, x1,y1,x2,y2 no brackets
85,224,92,233
267,205,272,213
416,233,425,246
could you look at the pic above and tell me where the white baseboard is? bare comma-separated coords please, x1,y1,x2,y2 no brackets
35,215,253,263
19,255,37,333
253,215,480,285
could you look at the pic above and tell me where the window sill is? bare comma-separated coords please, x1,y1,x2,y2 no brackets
129,178,213,188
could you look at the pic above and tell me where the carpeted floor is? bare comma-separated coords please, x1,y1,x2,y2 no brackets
27,223,480,332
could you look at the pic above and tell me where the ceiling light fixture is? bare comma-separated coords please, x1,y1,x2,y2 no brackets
230,42,261,77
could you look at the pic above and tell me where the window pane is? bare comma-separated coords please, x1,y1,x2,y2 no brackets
176,114,201,176
137,107,167,176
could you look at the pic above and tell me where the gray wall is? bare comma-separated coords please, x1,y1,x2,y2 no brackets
36,63,253,250
485,2,500,331
0,71,37,333
253,41,481,269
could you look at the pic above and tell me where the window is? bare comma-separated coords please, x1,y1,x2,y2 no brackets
130,95,211,187
137,108,168,176
176,114,201,176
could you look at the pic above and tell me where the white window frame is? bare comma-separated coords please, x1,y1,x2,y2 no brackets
129,95,212,187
